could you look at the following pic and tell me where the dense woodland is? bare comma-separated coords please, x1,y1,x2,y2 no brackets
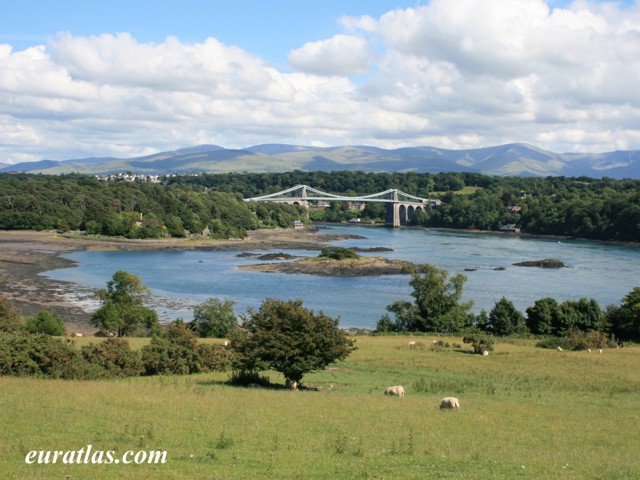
0,171,639,242
0,173,306,238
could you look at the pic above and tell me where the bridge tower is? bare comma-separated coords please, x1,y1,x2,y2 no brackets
293,185,309,208
385,190,401,228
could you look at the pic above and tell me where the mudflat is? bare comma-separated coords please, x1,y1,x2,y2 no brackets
0,228,359,334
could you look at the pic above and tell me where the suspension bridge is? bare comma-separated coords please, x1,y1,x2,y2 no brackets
243,185,440,227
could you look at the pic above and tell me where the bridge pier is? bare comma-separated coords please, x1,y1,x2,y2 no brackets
386,203,401,227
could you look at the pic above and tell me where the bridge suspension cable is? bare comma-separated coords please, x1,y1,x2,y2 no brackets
244,184,429,204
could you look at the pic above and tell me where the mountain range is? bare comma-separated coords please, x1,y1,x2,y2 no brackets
2,143,640,179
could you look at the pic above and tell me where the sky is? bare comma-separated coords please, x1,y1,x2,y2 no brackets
1,0,640,164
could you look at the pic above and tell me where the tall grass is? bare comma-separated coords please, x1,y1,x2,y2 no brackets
1,336,639,478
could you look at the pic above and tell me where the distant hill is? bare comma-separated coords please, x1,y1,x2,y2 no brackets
2,143,639,178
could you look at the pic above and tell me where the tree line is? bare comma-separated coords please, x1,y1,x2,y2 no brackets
375,265,640,348
1,171,639,242
0,173,306,238
134,171,640,242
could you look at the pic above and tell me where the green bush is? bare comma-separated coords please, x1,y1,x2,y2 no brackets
140,321,211,375
25,311,65,336
463,332,495,354
81,338,143,377
319,247,360,261
0,331,88,379
196,343,233,372
141,337,195,375
536,337,572,350
566,329,618,350
228,369,271,387
0,295,23,333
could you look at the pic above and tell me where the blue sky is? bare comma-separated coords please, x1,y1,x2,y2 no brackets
1,0,639,163
1,1,421,66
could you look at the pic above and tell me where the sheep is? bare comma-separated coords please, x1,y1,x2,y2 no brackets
223,340,230,346
384,385,405,397
588,349,591,353
407,341,416,348
599,349,603,354
440,397,460,410
557,346,563,352
482,350,489,356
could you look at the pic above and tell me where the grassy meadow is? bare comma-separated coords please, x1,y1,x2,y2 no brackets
1,335,639,479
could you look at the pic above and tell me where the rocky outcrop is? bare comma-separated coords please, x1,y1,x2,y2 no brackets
239,256,419,276
512,258,565,268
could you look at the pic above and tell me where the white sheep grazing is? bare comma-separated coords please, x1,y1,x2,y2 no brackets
440,397,460,410
384,385,405,397
588,349,591,353
599,349,603,354
407,341,416,348
223,340,230,346
557,346,563,352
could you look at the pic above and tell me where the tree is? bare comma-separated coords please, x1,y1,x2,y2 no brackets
375,301,417,333
229,298,356,389
25,310,65,336
487,297,526,336
190,298,237,338
606,287,640,341
381,265,473,333
463,331,495,354
526,297,560,335
90,270,159,336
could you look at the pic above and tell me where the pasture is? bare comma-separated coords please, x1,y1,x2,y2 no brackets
1,336,639,479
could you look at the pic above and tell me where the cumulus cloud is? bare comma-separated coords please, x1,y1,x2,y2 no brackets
1,0,640,164
288,34,371,76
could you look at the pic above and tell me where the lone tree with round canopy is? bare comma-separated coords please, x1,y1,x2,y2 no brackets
90,270,159,337
230,298,356,389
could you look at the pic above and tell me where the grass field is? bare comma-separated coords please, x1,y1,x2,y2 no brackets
2,335,639,479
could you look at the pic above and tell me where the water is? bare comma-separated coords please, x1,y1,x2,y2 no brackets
42,225,640,329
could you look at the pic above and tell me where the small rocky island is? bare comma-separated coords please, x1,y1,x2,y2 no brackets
512,258,566,268
239,247,419,276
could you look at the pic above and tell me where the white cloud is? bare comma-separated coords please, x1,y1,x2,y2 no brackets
288,34,371,76
2,0,640,164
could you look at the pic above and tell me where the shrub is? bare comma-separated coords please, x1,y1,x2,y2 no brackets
536,336,572,350
319,247,360,261
566,328,617,350
463,333,495,354
141,321,204,375
81,338,143,377
0,331,88,379
196,343,233,372
228,369,271,387
25,310,66,336
141,337,195,375
0,295,23,332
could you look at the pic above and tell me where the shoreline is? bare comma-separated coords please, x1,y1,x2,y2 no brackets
0,228,358,335
2,225,637,336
